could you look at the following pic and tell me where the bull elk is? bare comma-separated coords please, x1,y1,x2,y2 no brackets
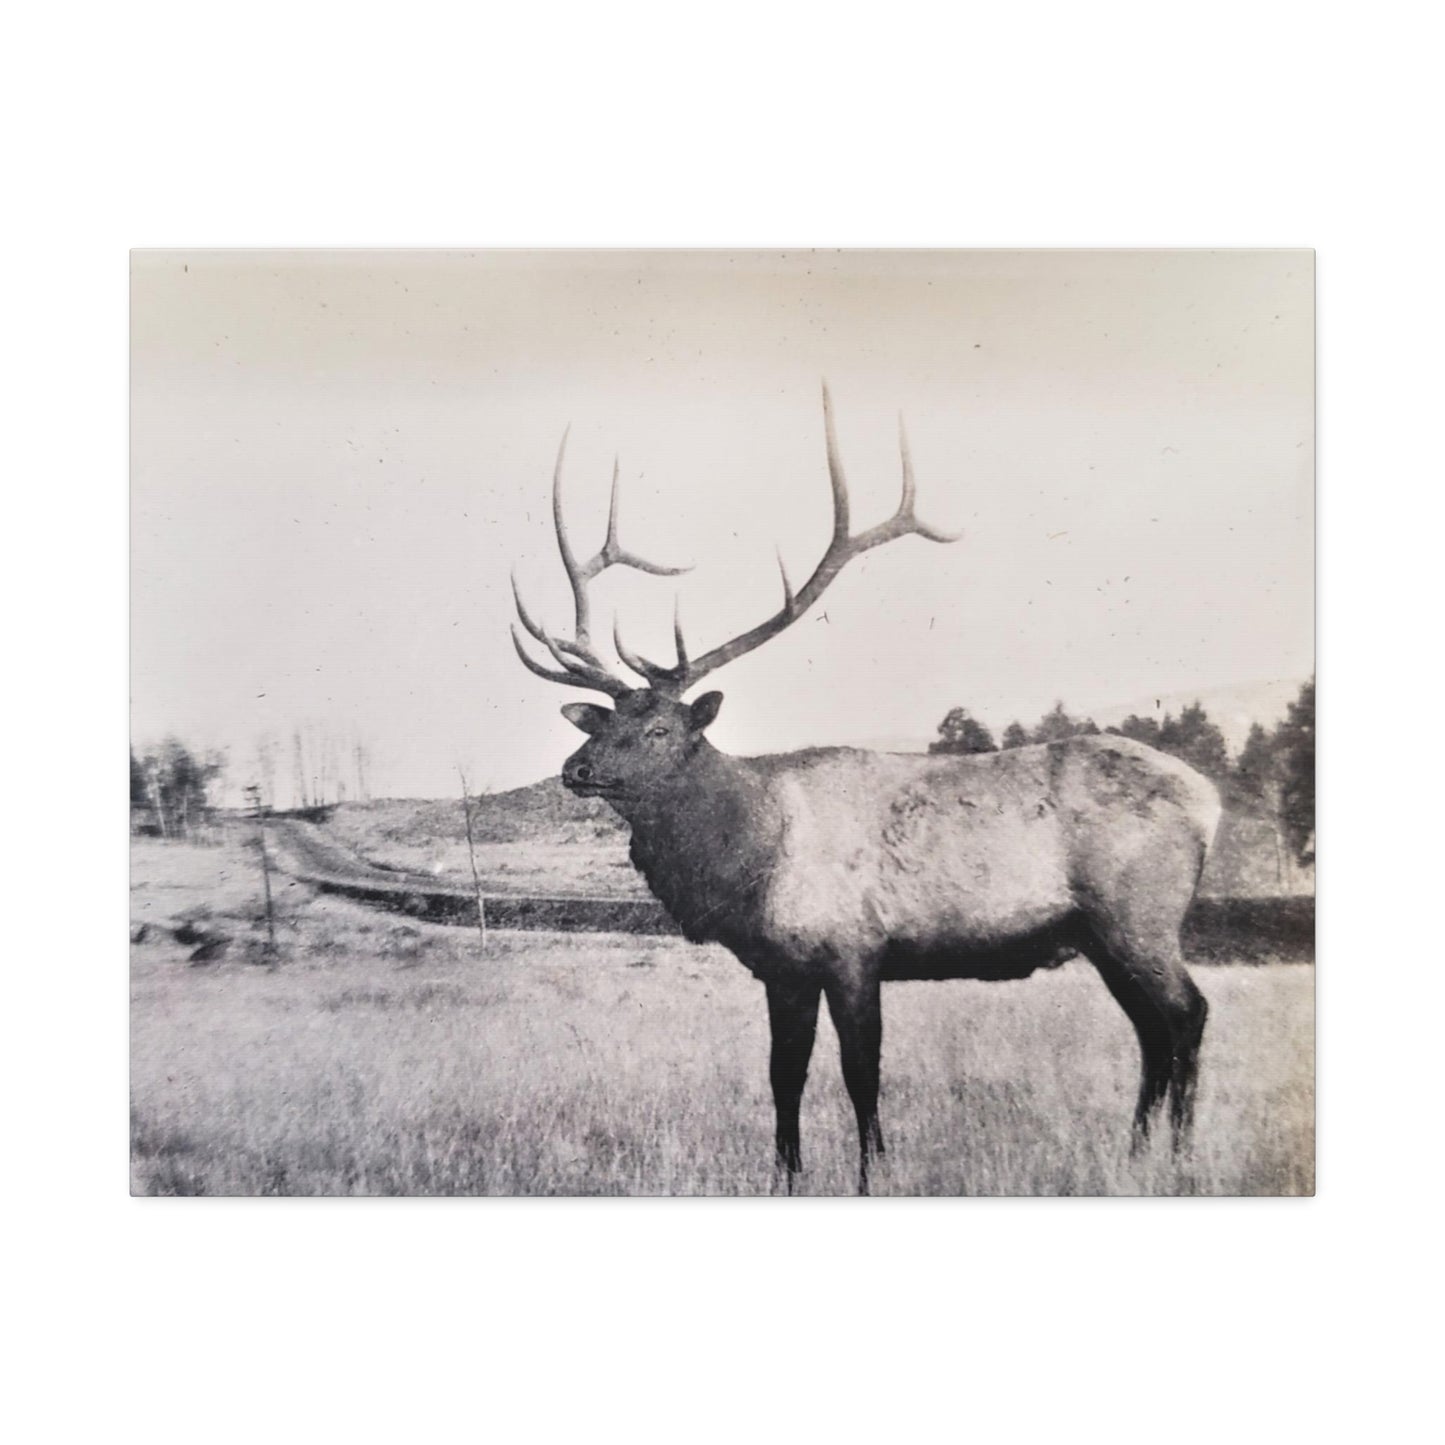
511,386,1221,1193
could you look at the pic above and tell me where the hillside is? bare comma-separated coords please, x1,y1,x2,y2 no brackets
323,781,644,899
338,778,624,848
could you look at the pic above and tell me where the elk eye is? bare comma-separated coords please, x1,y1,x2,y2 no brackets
646,726,670,739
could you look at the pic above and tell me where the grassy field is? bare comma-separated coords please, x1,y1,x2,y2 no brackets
130,838,1314,1196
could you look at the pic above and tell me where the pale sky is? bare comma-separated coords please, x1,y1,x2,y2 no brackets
131,250,1313,799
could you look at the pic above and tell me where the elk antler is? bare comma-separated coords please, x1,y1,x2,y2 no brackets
511,429,691,698
614,383,959,695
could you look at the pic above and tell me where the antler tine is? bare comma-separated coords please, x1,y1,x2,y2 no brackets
550,426,580,576
513,570,613,669
672,595,689,674
612,615,670,684
512,571,599,670
612,594,693,694
892,414,961,545
603,457,623,556
775,547,795,613
517,428,693,698
513,571,632,694
661,386,959,694
820,381,852,543
512,397,955,701
555,442,690,647
510,570,554,649
898,411,917,513
511,625,629,698
595,460,692,580
550,428,595,643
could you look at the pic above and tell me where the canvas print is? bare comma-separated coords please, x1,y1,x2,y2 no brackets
130,249,1314,1195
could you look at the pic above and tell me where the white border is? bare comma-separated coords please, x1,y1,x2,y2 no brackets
11,2,1440,1438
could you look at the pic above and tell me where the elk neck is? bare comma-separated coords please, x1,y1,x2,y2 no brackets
613,740,781,948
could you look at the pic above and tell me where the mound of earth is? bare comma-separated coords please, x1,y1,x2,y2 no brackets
318,780,644,899
333,778,623,848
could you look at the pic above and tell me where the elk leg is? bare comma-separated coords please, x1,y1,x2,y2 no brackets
765,977,822,1184
1124,952,1206,1152
1088,949,1174,1147
1087,930,1207,1153
824,973,885,1195
1165,969,1208,1144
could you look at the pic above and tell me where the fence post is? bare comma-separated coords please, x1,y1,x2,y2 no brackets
246,784,279,966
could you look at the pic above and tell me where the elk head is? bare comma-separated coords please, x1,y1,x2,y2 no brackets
510,384,958,813
556,689,725,811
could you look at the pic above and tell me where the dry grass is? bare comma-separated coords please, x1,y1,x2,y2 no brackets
130,839,1314,1196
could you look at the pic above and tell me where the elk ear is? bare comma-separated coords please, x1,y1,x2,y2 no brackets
561,703,611,735
688,691,724,732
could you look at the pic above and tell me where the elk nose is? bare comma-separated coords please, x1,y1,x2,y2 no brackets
567,762,592,784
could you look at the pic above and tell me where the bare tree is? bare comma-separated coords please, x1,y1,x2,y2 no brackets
254,733,279,810
457,766,488,953
353,740,371,801
292,729,308,809
144,756,170,838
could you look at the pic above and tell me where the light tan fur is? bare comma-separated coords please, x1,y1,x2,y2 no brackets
756,735,1220,968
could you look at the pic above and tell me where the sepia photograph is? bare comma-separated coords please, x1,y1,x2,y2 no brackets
130,248,1314,1196
18,0,1444,1433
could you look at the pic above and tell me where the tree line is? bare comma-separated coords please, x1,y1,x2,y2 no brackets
132,725,377,835
929,679,1315,866
260,725,373,811
130,739,227,839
